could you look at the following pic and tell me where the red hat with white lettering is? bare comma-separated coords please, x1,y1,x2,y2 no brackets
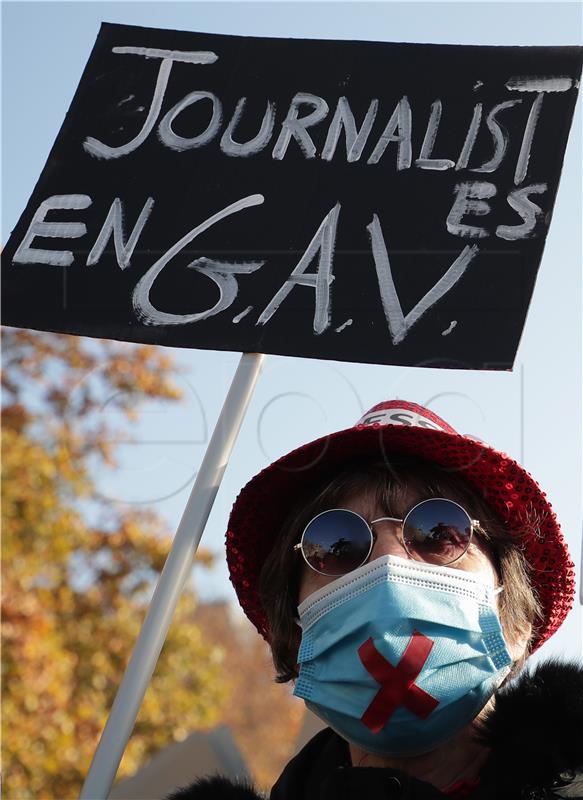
226,400,574,651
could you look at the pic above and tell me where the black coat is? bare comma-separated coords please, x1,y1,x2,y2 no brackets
166,660,583,800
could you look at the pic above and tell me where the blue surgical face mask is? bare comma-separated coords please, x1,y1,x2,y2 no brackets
293,554,511,757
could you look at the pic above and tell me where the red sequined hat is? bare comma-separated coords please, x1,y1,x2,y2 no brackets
227,400,575,651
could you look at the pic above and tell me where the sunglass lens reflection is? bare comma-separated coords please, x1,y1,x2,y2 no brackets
302,510,371,575
403,499,471,564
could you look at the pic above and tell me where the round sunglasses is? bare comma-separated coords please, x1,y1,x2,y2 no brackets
293,498,480,576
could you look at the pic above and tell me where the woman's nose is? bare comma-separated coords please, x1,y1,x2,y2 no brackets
369,521,409,560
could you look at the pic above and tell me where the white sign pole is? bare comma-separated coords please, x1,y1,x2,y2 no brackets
80,351,265,800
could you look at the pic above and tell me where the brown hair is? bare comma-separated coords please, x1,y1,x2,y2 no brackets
259,454,543,683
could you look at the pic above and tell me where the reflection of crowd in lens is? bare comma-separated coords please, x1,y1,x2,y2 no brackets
305,536,354,572
304,540,329,572
428,523,468,547
405,521,470,563
330,537,350,556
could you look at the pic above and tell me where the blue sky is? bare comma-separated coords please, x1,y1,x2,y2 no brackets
2,1,582,662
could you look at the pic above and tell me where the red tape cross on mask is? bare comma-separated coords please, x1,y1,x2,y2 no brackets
357,631,439,733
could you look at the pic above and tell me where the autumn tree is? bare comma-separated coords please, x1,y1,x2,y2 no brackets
1,329,229,799
193,602,306,791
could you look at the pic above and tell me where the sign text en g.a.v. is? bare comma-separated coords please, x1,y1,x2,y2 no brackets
2,24,582,368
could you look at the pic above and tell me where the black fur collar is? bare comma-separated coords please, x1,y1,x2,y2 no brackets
166,776,264,799
166,659,583,799
478,659,583,798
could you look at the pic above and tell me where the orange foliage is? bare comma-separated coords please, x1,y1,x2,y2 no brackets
194,602,306,791
1,330,228,799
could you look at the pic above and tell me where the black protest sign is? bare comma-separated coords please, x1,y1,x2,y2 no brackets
2,24,582,369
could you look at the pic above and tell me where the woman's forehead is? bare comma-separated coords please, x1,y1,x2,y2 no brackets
337,483,421,518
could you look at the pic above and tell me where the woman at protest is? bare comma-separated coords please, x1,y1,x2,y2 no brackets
169,400,583,800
